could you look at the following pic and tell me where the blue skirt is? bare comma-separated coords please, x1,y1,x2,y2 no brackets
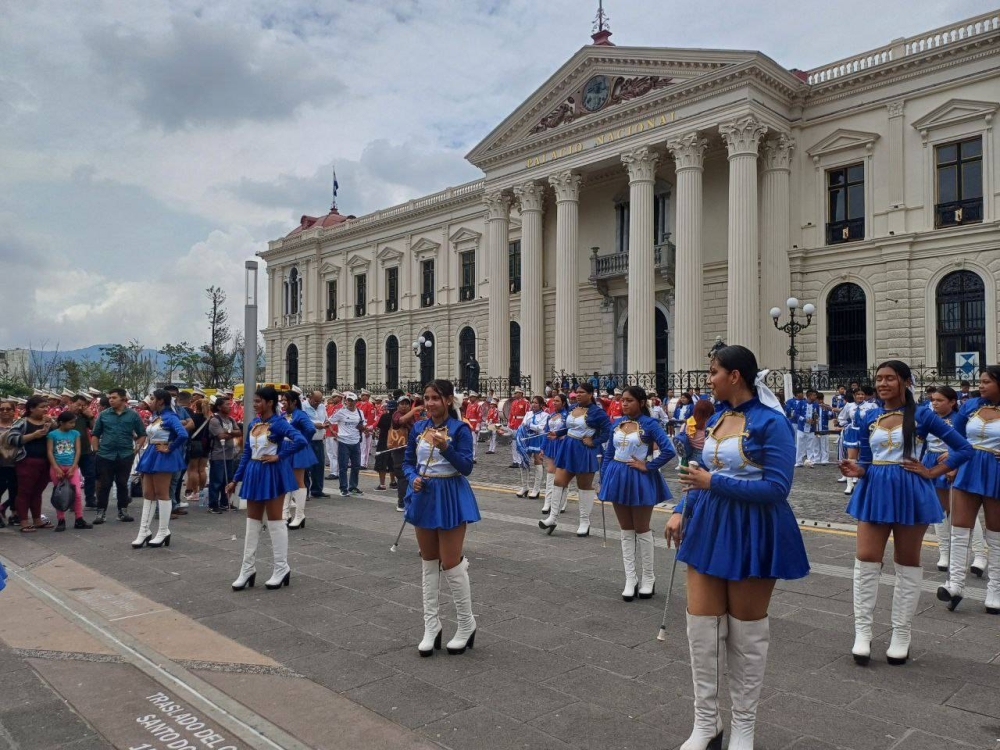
404,476,480,530
921,452,951,491
598,459,671,506
239,459,299,501
846,464,944,525
137,446,186,475
289,443,318,470
953,449,1000,498
842,426,860,449
542,437,563,461
677,491,809,581
554,437,601,474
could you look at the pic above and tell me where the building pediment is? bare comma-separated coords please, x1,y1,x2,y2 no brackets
467,45,768,167
410,238,441,258
319,261,341,275
806,128,880,159
376,246,404,264
449,227,481,245
346,254,371,271
911,98,998,133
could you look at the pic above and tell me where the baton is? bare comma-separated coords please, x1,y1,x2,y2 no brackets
390,429,441,552
374,446,407,457
658,435,698,642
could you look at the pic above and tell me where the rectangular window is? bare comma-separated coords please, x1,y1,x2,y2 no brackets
936,137,983,227
615,203,630,254
460,250,475,301
385,267,398,313
354,274,367,318
421,260,434,307
326,280,337,321
826,164,865,244
508,240,521,294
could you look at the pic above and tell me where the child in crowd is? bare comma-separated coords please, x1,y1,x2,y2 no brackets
46,412,92,531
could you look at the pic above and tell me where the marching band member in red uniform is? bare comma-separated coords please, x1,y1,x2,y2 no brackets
485,399,501,454
607,389,624,420
357,390,378,468
464,393,482,462
506,388,529,468
325,392,342,479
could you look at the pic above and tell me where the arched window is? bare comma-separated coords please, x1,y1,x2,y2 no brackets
325,342,337,390
937,270,985,374
286,343,299,386
385,336,399,389
419,331,435,386
458,327,476,370
354,339,367,388
826,283,868,375
509,322,521,385
286,267,301,316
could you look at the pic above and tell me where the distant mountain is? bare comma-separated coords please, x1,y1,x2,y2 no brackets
31,345,169,369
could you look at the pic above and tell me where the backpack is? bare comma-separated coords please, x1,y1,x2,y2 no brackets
386,423,407,450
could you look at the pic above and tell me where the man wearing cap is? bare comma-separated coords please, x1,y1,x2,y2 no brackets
607,389,624,419
304,390,331,498
330,392,366,496
506,388,529,468
465,393,482,462
356,390,377,468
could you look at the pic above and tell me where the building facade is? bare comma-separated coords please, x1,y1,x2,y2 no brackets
261,11,1000,391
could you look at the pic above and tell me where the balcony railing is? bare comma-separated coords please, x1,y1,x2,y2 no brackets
590,242,675,281
326,309,337,321
459,285,476,301
826,217,865,245
354,304,366,318
385,299,398,313
283,313,302,326
936,198,983,228
420,293,434,308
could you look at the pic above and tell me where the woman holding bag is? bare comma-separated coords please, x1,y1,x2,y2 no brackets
132,390,188,549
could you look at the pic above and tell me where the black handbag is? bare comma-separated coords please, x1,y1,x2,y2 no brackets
51,478,74,511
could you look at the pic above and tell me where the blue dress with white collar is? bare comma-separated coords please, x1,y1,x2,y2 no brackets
552,402,612,474
136,409,189,474
920,409,959,491
402,416,479,530
233,415,307,501
598,415,675,506
951,397,1000,498
286,408,319,470
674,397,809,581
847,406,972,524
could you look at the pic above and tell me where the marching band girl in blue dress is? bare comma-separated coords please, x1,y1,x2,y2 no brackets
280,387,318,530
134,390,189,549
402,379,480,657
940,366,1000,614
539,382,611,537
666,346,808,750
920,387,960,572
515,397,549,500
226,386,308,591
840,361,971,669
599,386,675,602
541,393,569,515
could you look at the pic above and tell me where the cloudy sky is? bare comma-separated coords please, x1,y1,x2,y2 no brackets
1,0,984,351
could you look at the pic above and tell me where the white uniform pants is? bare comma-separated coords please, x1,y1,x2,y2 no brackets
817,433,830,464
511,441,521,465
471,431,478,460
802,432,820,464
795,431,806,465
360,433,373,467
324,437,339,476
488,431,497,452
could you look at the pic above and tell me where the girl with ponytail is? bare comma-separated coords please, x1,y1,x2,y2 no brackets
841,360,972,668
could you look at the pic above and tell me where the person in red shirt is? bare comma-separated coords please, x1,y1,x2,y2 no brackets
546,387,562,414
356,390,378,468
606,389,624,419
464,393,483,462
506,388,529,468
485,399,501,454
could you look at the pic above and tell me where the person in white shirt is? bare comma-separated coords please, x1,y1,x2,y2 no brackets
331,393,366,497
303,390,330,499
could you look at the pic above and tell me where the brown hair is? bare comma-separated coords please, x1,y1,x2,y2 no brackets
692,399,714,428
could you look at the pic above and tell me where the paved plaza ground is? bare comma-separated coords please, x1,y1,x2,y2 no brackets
0,449,997,749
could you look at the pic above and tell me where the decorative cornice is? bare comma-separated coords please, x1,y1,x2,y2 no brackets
483,191,512,221
665,131,708,171
761,134,795,171
376,246,404,264
806,128,879,159
548,171,582,202
719,116,767,157
621,146,660,183
513,181,546,213
448,227,482,245
410,238,441,257
911,97,998,135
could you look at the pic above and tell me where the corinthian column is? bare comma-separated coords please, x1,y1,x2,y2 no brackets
548,171,581,376
621,147,660,375
484,191,512,378
666,132,708,372
760,134,795,369
514,182,545,392
719,116,767,351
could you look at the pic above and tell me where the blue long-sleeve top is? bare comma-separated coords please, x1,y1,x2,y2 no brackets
952,396,1000,439
233,414,309,483
856,405,973,471
544,408,568,433
287,408,317,443
402,416,475,483
674,397,795,512
551,401,612,448
153,408,189,454
600,414,676,473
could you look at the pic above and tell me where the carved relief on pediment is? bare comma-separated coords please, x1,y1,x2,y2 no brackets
530,75,673,134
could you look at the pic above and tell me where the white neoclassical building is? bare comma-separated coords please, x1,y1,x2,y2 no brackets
261,10,1000,392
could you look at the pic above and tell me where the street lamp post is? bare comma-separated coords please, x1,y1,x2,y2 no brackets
770,297,815,387
243,261,258,439
412,335,433,387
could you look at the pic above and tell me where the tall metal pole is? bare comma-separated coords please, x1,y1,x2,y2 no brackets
244,261,259,440
788,308,796,376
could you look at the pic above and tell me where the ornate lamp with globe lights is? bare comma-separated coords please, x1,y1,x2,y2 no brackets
770,298,815,386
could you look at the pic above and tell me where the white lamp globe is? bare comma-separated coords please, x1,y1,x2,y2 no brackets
802,303,816,316
786,297,799,310
769,307,782,320
417,336,426,345
424,340,433,349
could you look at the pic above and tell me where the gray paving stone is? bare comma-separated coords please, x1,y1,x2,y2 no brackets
0,699,98,750
757,692,907,750
945,682,1000,719
286,646,397,692
448,669,576,722
551,636,662,679
483,616,578,650
463,640,584,684
888,728,982,749
820,654,967,704
376,644,493,688
526,700,670,750
543,665,672,718
847,688,996,747
197,606,287,634
238,627,341,663
346,673,471,729
422,705,572,750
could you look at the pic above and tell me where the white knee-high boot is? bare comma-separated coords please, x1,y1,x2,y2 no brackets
418,559,442,656
558,484,569,512
886,564,923,665
727,616,770,750
934,515,951,571
288,487,307,529
516,465,529,497
637,530,655,598
444,558,476,654
541,472,555,514
852,559,881,665
680,614,727,750
938,525,970,610
984,530,1000,615
131,499,156,548
265,519,290,589
149,500,172,547
529,465,544,498
539,486,561,533
576,489,595,537
282,492,292,521
971,515,987,576
232,518,261,590
620,530,638,601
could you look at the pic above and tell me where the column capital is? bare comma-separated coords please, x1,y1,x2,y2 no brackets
621,146,660,183
719,116,768,158
761,133,795,172
513,181,545,213
666,131,708,171
483,190,512,221
548,171,581,203
887,100,905,118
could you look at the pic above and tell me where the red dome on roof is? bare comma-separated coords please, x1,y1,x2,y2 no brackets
287,208,355,236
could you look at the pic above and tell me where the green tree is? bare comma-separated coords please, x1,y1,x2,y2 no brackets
100,340,155,397
158,342,196,384
201,286,239,387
